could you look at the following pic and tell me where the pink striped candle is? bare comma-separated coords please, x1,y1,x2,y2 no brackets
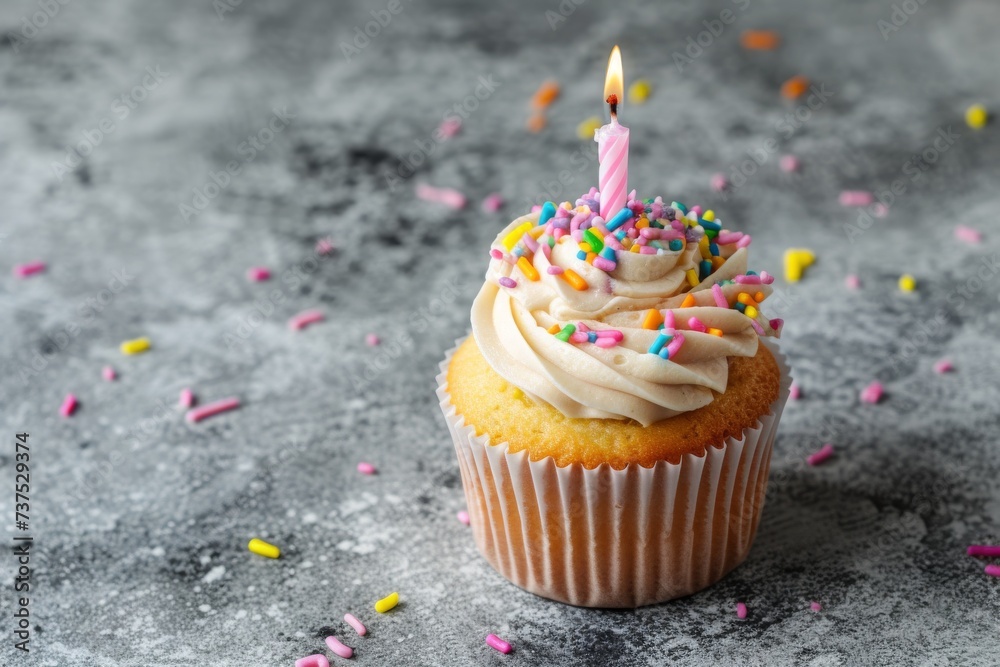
595,46,629,218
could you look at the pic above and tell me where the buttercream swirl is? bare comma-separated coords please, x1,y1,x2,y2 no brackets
470,192,781,426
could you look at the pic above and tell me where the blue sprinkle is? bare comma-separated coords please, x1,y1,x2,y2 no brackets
588,332,597,343
600,246,617,261
512,246,524,258
538,201,557,226
671,201,688,214
576,250,587,260
700,220,721,231
648,332,672,355
615,230,626,241
709,242,720,256
735,302,747,313
747,270,758,276
669,239,683,251
658,347,671,360
699,259,712,280
606,208,633,231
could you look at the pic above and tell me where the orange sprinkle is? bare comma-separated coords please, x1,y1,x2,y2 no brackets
641,309,663,330
711,256,726,270
548,324,561,334
754,291,766,302
561,268,588,291
781,75,810,100
517,256,540,281
681,294,696,308
531,80,560,109
586,252,596,264
707,327,724,337
738,293,754,305
740,30,781,50
527,112,547,133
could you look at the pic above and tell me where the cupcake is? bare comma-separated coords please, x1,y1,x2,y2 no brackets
437,189,790,608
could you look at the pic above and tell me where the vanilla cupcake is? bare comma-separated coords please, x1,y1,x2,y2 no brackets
437,190,790,607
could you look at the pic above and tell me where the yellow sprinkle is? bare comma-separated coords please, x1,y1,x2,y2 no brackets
702,210,715,222
784,247,815,283
517,256,540,281
548,323,561,334
681,293,696,308
635,218,649,229
707,327,723,337
899,274,917,292
576,116,602,140
248,538,280,559
561,269,589,291
745,305,759,319
375,592,399,613
502,222,533,251
561,201,574,210
580,242,592,253
793,249,816,267
120,337,151,355
966,104,988,130
630,244,640,253
685,269,699,288
528,225,546,239
628,79,652,104
641,309,663,330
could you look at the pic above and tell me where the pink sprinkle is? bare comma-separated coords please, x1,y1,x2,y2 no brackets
490,249,503,260
457,510,470,525
365,333,381,347
710,173,729,192
569,332,590,344
873,202,889,218
485,634,512,654
60,393,78,417
344,613,367,636
315,238,336,256
14,261,46,278
546,266,564,275
711,283,728,308
736,602,748,619
288,309,324,331
498,276,517,289
357,462,377,475
860,380,884,404
246,267,271,282
179,388,195,408
688,317,707,333
593,257,616,272
810,601,822,612
325,636,353,659
933,359,953,374
295,655,329,667
736,234,752,249
716,231,743,245
595,329,624,341
690,205,703,217
789,382,801,400
986,564,1000,578
102,366,116,381
438,117,462,138
759,270,774,285
749,319,765,335
768,318,784,334
839,190,874,207
779,155,799,172
185,397,240,423
415,183,467,210
482,193,504,212
663,310,675,329
968,545,1000,558
845,274,861,289
955,225,982,244
595,337,617,348
807,443,835,466
734,274,761,285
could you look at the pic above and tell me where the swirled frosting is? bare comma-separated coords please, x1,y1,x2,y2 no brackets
470,189,782,426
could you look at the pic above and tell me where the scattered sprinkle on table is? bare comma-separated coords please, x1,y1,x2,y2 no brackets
839,190,874,207
374,592,399,613
531,80,560,109
481,193,504,212
985,565,1000,578
740,29,780,50
779,155,799,172
898,274,916,293
527,112,547,133
873,202,889,218
102,366,116,381
120,337,151,355
415,183,467,209
344,613,367,636
246,267,271,282
810,601,822,612
365,333,380,347
179,388,195,407
789,382,801,400
315,237,336,255
13,261,46,278
325,636,354,659
186,397,240,423
438,116,462,138
933,359,954,374
248,538,281,559
710,173,729,192
60,393,78,417
783,248,815,283
486,634,513,654
457,510,470,525
954,225,982,244
968,545,1000,557
289,309,325,331
736,602,748,619
627,79,651,104
295,654,329,667
780,75,809,100
807,443,835,466
576,116,601,140
860,381,884,404
845,274,861,289
357,462,377,475
965,104,988,130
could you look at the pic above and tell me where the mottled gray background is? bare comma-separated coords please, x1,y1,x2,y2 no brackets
1,0,999,665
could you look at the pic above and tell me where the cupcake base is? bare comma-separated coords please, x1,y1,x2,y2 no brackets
437,337,791,608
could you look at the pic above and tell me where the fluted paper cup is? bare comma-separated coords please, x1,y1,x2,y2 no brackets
437,336,790,608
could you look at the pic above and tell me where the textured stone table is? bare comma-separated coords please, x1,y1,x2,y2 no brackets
1,0,998,665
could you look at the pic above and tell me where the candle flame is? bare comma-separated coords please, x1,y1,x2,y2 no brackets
603,45,624,109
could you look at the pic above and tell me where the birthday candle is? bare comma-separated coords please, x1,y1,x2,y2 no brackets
595,46,629,219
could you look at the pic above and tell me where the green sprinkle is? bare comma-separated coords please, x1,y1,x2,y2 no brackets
583,228,604,253
555,324,577,342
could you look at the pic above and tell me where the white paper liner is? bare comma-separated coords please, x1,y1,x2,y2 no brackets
437,336,791,608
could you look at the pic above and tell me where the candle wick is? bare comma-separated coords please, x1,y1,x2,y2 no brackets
606,93,618,121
